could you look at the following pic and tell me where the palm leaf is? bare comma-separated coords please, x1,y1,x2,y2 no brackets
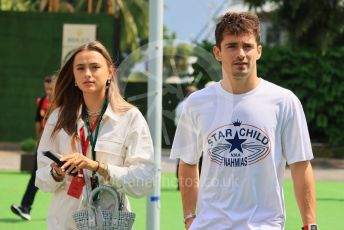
95,0,102,13
116,0,139,50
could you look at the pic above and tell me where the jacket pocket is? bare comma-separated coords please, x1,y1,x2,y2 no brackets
95,136,125,157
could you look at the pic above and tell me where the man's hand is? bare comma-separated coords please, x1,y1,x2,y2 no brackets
185,215,196,230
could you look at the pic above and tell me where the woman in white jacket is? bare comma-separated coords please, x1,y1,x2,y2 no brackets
35,41,154,229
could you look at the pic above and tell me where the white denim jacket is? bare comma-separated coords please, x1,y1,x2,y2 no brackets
35,106,155,230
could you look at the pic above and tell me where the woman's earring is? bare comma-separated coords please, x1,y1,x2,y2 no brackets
74,81,78,87
106,79,111,87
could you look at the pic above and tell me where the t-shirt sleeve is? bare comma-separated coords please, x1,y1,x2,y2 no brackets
174,101,184,126
170,98,202,164
281,92,313,164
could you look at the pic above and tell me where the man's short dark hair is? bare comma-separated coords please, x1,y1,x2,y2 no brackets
215,12,261,48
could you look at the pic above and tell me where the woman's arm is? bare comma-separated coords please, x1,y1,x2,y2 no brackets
107,110,155,197
35,110,66,192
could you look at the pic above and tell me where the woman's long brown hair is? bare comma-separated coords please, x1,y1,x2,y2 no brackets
52,41,133,138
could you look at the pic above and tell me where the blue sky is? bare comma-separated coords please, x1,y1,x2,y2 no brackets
164,0,230,43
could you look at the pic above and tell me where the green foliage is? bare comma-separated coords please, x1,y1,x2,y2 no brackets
0,0,74,12
116,0,149,52
175,43,193,73
127,71,148,82
258,46,344,146
313,145,344,159
162,35,193,78
191,40,221,88
20,138,36,153
163,39,177,77
244,0,344,51
0,0,40,11
74,0,149,54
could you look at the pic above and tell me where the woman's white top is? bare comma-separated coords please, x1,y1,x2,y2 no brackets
36,106,154,230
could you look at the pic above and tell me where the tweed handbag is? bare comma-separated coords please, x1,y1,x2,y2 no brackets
72,185,136,230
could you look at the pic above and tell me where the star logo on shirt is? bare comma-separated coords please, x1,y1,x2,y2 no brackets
225,132,247,153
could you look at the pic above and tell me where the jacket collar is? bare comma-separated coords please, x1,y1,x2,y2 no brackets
103,104,120,122
76,103,120,132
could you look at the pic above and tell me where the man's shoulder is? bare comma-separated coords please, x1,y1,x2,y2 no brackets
187,82,218,102
261,79,302,109
262,79,295,98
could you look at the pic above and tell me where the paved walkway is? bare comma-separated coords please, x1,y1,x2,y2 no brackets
0,150,21,171
1,149,344,181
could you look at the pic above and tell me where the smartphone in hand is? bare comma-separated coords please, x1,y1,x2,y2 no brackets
43,151,64,166
42,151,78,176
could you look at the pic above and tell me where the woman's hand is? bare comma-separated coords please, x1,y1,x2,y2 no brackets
60,153,98,174
50,162,65,181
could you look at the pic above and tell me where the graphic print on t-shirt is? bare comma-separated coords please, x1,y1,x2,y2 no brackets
207,120,271,167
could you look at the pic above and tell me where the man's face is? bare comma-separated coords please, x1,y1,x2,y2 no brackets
44,81,53,98
213,33,262,81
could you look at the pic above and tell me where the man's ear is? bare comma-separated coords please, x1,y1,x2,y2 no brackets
213,46,222,61
257,44,262,60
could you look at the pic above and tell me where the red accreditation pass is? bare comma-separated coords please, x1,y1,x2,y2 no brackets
67,174,85,199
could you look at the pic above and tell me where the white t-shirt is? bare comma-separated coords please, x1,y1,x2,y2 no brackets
175,99,187,126
170,79,313,230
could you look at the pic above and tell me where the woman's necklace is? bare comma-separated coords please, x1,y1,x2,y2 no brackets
88,114,99,125
87,110,101,117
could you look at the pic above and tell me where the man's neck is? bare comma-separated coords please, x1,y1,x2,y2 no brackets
221,74,260,94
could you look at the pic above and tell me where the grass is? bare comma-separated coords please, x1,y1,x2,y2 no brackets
0,171,343,229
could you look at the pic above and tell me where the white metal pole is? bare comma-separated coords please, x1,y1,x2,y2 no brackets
146,0,163,230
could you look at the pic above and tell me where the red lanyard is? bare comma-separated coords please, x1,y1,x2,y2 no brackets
67,119,98,199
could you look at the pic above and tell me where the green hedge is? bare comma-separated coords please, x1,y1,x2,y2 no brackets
0,12,113,141
259,47,344,146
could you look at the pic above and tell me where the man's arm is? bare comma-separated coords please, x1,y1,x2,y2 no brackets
289,160,316,225
179,160,199,229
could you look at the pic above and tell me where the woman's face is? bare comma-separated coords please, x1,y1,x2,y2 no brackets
73,50,113,96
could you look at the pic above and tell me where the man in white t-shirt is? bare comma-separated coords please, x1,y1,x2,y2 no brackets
170,12,318,230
